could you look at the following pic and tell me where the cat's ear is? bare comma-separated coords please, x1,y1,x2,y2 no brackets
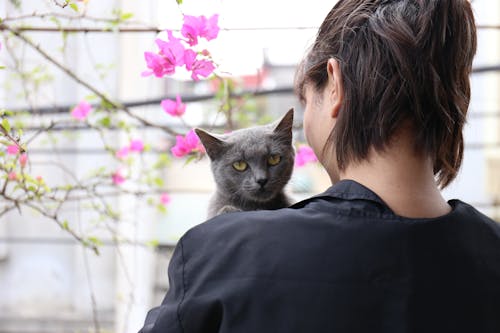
273,108,294,144
195,128,226,160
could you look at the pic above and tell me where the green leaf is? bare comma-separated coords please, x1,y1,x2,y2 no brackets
154,153,171,169
87,236,103,247
100,98,115,110
117,120,129,130
184,155,197,166
176,0,183,4
120,12,134,20
146,239,159,248
1,118,11,133
98,116,111,128
157,204,167,214
62,220,69,230
153,177,164,187
50,17,62,27
69,3,79,12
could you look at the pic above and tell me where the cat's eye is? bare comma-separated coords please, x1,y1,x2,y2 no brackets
268,154,281,166
232,161,248,171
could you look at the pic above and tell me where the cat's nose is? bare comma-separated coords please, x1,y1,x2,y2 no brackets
257,178,268,187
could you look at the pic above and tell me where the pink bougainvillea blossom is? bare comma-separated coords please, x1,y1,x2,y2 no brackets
171,129,204,157
112,169,126,185
142,16,219,80
142,31,187,77
71,101,92,120
203,14,220,41
142,52,168,77
184,49,215,81
188,58,215,81
6,144,19,155
116,146,130,159
156,31,186,67
160,192,171,205
295,145,318,167
181,14,220,46
129,139,145,152
8,172,17,181
116,139,144,158
161,94,186,117
19,153,28,167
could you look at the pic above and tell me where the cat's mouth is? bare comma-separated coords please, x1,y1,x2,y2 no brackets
247,186,277,201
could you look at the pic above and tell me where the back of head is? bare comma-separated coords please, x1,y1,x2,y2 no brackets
295,0,477,187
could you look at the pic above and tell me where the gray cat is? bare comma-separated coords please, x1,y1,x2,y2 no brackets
195,108,295,219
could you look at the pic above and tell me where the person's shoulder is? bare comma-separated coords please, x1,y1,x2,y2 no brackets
451,199,500,238
182,207,305,245
452,199,499,224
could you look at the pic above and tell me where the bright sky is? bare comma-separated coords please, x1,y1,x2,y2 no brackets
156,0,336,75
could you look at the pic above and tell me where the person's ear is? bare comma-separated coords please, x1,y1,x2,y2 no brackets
327,58,344,118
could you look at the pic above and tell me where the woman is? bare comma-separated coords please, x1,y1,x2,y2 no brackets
140,1,500,332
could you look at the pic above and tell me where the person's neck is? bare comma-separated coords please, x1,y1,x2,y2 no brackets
337,140,451,219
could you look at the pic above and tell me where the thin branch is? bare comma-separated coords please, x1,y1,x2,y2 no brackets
25,121,56,145
0,122,23,151
6,198,99,254
52,0,69,9
78,201,102,333
2,23,179,137
0,205,17,218
83,244,101,333
2,11,157,28
0,26,163,33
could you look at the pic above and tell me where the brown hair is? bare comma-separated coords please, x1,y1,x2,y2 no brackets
295,0,477,187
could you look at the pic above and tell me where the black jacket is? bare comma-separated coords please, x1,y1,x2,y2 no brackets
139,180,500,333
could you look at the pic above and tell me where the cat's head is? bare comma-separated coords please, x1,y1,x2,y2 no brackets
195,109,295,203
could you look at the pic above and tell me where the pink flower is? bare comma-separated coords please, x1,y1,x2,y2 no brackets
112,169,126,185
161,94,186,117
8,172,17,180
181,14,220,46
295,145,318,167
116,146,130,159
184,49,215,81
6,145,19,155
19,153,28,167
71,101,92,120
171,129,204,157
160,193,171,205
142,52,168,77
36,175,43,183
143,31,186,78
129,139,144,152
156,31,186,67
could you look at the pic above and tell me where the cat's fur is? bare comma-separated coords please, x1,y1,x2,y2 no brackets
195,108,295,219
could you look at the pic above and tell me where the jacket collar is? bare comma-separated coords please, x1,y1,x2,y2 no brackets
291,179,390,211
322,179,387,206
